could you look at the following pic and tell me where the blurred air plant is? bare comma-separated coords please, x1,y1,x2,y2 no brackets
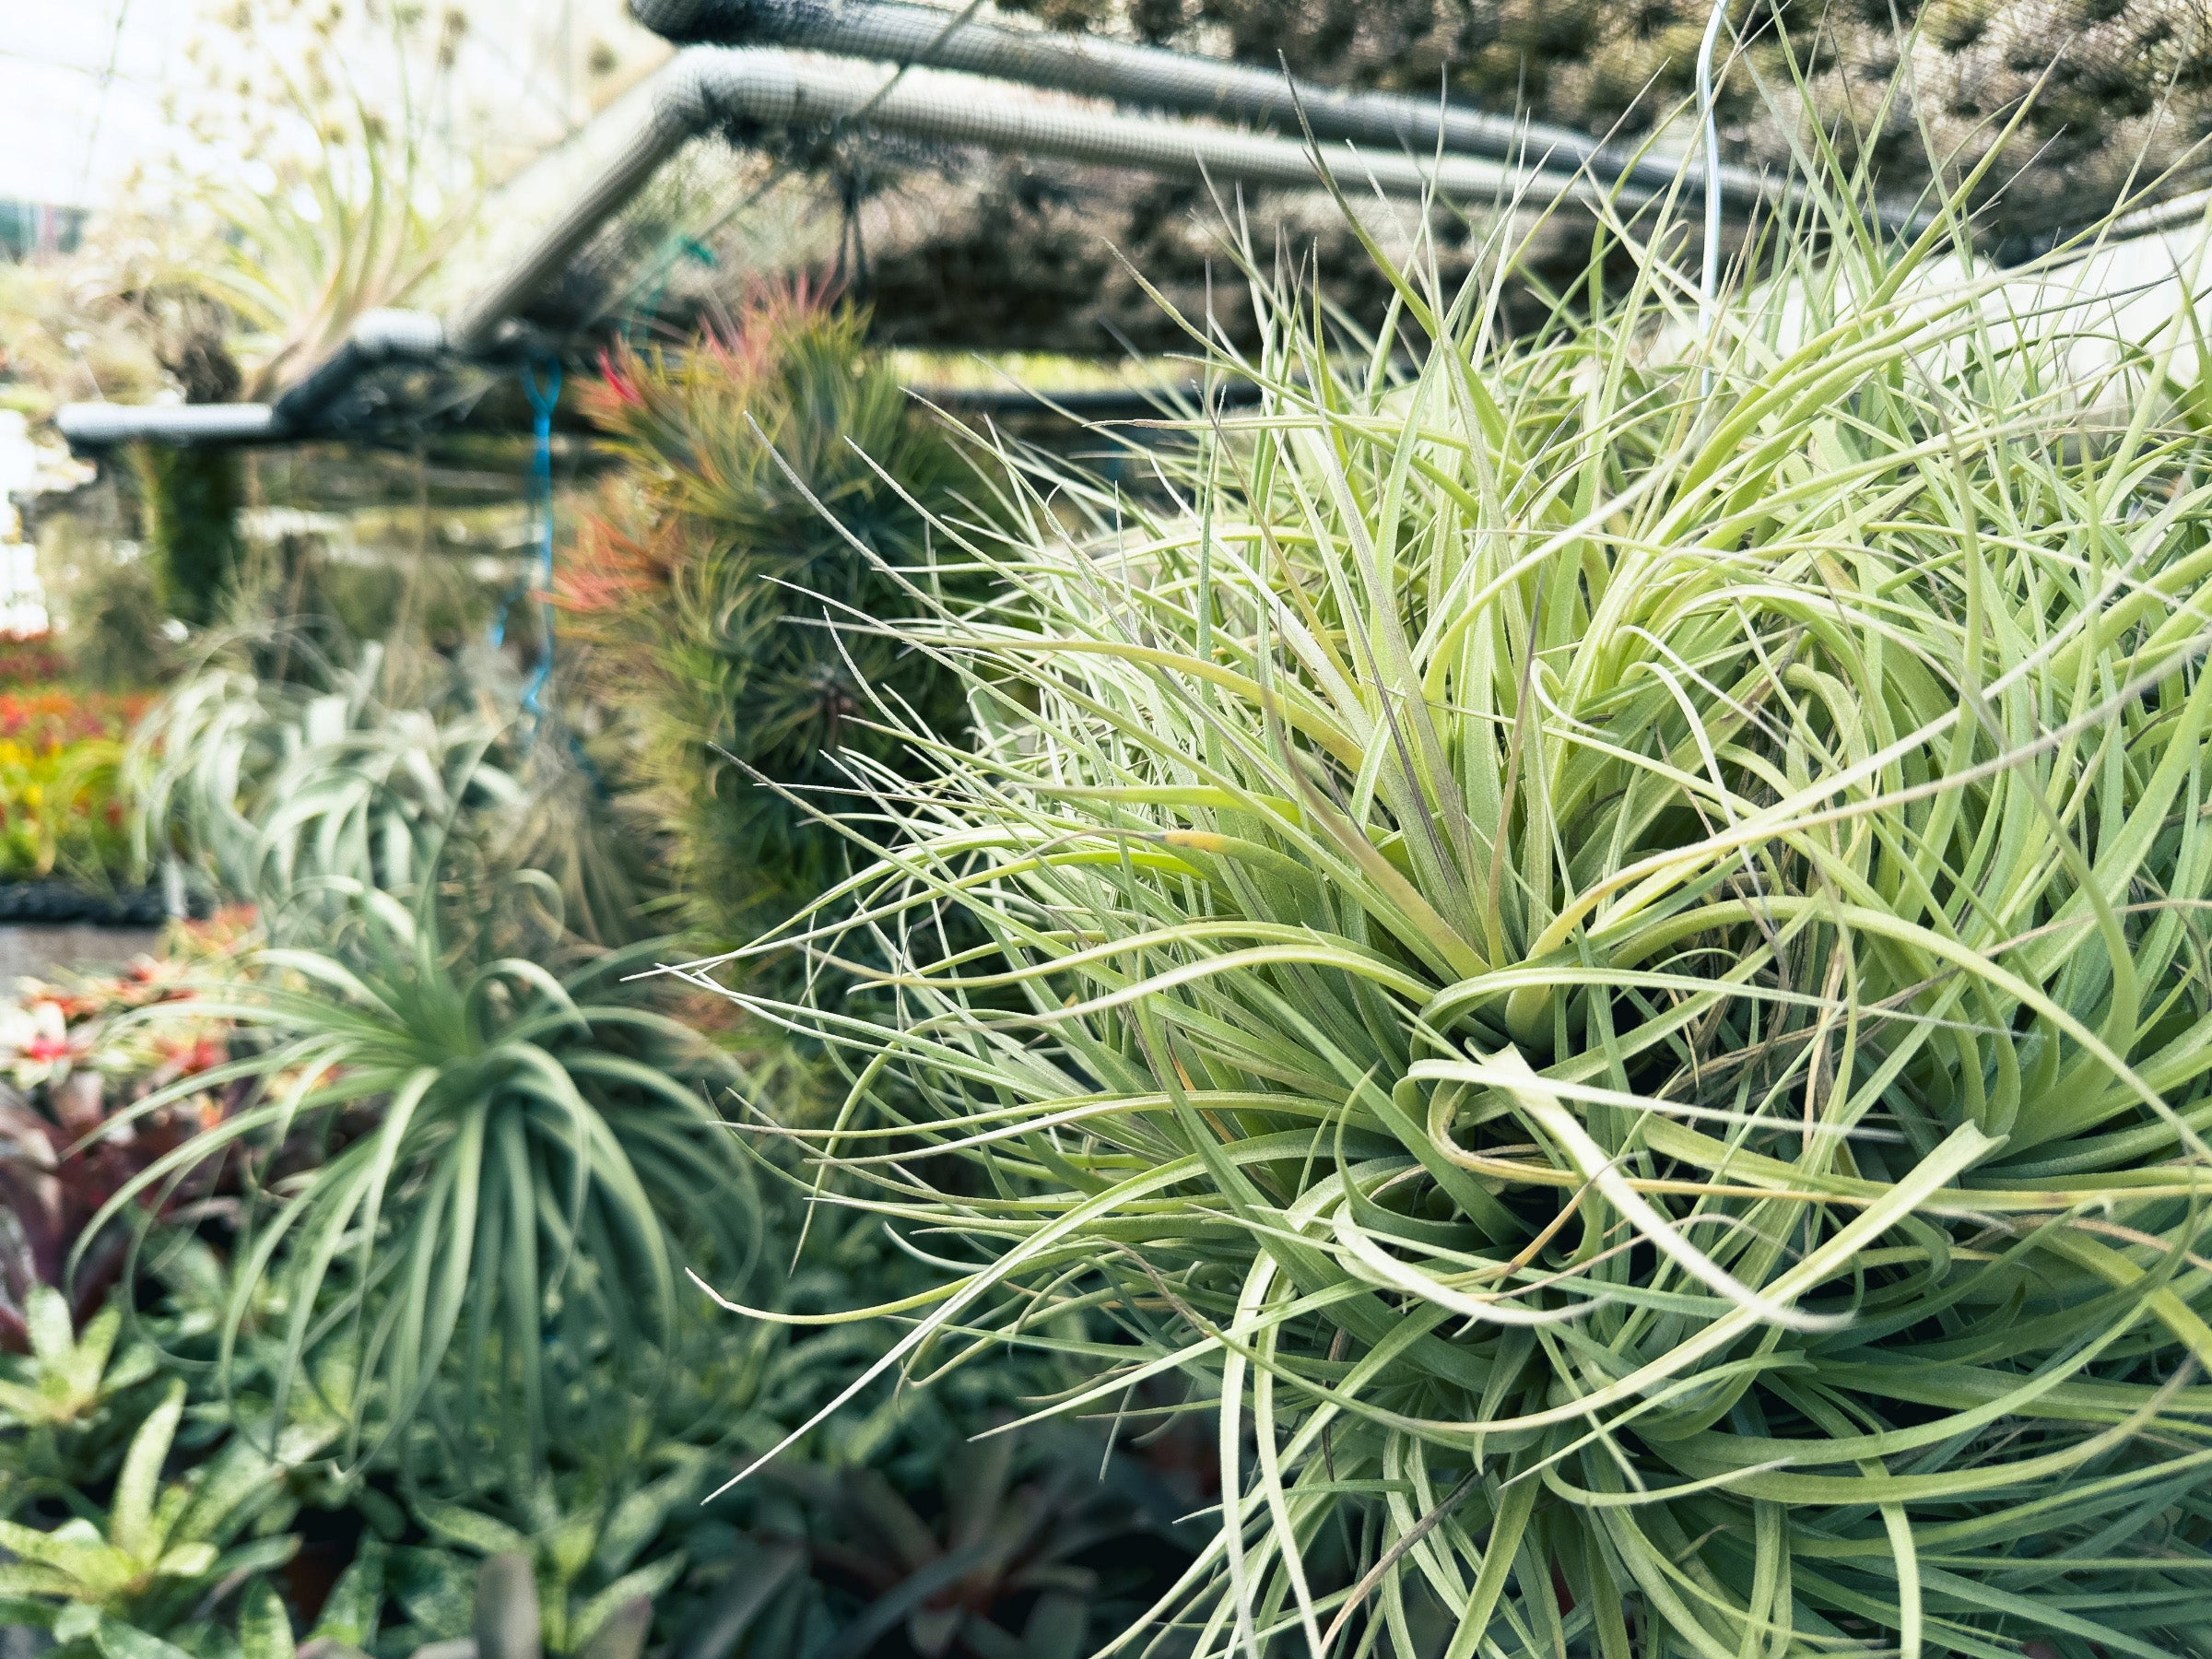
565,288,984,959
154,0,482,398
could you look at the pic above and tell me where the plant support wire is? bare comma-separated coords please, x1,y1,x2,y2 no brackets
1698,0,1729,396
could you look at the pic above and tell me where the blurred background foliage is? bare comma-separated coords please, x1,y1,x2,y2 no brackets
994,0,2212,247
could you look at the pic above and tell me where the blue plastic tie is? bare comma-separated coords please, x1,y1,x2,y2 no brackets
491,357,563,736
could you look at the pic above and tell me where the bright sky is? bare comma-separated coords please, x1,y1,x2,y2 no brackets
0,0,196,207
0,0,663,209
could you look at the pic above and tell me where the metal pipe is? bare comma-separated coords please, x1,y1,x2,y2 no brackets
269,307,447,428
67,47,1630,451
57,308,444,452
55,402,283,448
453,47,1625,355
627,0,1785,210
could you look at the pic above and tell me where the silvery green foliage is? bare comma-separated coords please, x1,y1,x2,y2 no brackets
689,159,2212,1654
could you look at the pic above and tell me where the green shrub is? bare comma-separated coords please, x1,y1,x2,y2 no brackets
709,196,2212,1653
568,290,982,956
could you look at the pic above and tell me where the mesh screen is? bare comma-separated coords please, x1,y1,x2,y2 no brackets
994,0,2212,242
547,3,2212,355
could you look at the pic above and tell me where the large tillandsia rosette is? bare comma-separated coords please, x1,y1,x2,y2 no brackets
689,196,2212,1657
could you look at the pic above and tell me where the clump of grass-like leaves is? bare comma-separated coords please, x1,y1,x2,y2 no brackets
110,650,752,1486
686,165,2212,1656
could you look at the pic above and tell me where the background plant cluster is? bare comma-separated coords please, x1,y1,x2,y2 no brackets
0,266,1206,1659
1008,0,2201,241
0,672,146,888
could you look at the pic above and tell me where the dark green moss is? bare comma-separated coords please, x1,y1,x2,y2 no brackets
129,442,242,628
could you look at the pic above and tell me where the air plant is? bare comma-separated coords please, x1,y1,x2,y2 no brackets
108,647,754,1484
314,1546,656,1659
165,0,480,400
127,643,641,953
680,145,2212,1657
79,866,759,1488
566,288,984,958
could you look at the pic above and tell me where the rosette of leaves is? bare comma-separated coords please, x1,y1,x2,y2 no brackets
0,1380,333,1659
116,645,775,1488
0,1289,159,1498
693,169,2212,1654
568,289,982,956
81,892,759,1487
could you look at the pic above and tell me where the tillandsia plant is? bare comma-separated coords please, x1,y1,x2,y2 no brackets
159,0,478,401
682,162,2212,1653
317,1546,655,1659
106,644,756,1481
81,875,759,1486
566,287,983,956
128,644,642,952
126,643,515,929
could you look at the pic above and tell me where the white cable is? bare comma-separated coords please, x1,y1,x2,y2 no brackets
1697,0,1729,395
